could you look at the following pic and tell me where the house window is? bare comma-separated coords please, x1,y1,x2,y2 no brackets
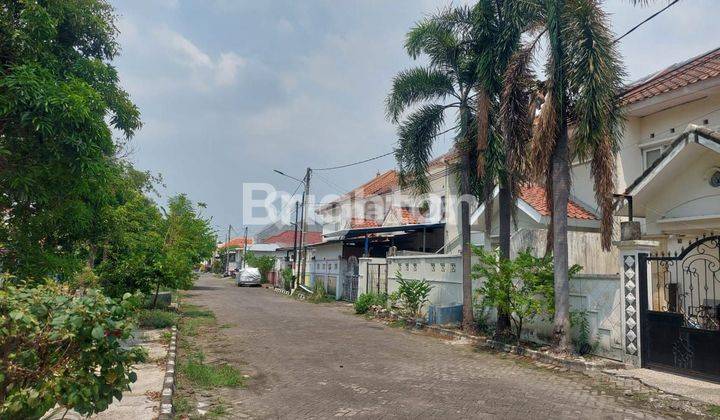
643,147,664,169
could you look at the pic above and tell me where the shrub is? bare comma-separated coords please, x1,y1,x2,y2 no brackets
211,259,223,274
571,310,597,355
473,246,582,346
244,252,275,283
308,280,332,303
0,283,145,418
138,309,178,329
354,293,375,314
354,292,387,314
281,267,293,291
395,273,433,318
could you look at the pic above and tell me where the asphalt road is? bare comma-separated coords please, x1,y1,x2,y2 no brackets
183,274,671,419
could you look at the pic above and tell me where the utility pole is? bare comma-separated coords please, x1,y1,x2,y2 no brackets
225,224,232,275
292,201,299,289
242,226,249,268
298,168,311,288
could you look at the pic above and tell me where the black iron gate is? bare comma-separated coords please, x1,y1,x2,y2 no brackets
640,234,720,382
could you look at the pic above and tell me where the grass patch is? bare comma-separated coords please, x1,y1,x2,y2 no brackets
180,355,245,389
387,319,406,328
707,405,720,418
219,323,233,329
173,395,192,415
138,309,178,329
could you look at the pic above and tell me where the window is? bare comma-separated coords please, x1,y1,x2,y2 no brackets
440,195,446,221
643,147,664,169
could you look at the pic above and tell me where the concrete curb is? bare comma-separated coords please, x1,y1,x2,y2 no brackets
420,323,626,372
158,325,177,420
272,287,292,296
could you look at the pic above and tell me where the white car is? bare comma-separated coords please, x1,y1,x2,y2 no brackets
236,267,261,287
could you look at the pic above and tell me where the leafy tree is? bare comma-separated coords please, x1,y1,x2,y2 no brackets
500,0,625,351
0,0,141,281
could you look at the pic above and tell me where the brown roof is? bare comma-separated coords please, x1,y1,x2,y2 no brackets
319,170,398,211
519,185,596,221
218,237,254,249
620,47,720,106
395,207,425,225
350,218,380,228
260,230,323,247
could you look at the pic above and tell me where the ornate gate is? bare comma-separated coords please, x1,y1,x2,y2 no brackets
640,235,720,382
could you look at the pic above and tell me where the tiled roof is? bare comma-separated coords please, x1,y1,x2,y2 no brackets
620,47,720,106
396,207,424,225
218,237,254,249
261,230,323,247
350,218,380,228
319,170,398,211
519,185,596,221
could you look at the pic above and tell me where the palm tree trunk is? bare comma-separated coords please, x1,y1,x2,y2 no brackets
459,152,476,332
496,182,512,337
551,117,572,352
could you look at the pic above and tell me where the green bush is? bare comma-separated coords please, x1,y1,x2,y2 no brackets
138,309,178,329
396,273,433,318
354,292,387,314
473,246,582,346
0,283,146,418
281,267,293,291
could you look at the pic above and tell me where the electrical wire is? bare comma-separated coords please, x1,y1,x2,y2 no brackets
613,0,679,44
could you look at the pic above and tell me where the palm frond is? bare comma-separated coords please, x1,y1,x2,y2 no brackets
395,104,447,194
385,67,456,123
405,15,459,69
564,0,626,250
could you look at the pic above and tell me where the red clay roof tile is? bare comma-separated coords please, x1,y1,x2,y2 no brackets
519,185,596,221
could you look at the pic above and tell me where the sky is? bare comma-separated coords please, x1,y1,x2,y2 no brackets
110,0,720,237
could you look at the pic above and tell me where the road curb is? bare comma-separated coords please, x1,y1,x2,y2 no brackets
272,287,292,296
419,323,626,371
158,325,178,420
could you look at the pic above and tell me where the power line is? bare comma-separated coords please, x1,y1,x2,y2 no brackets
312,151,395,171
614,0,679,44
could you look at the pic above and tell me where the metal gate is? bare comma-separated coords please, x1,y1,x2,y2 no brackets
366,262,388,295
640,235,720,382
342,257,359,302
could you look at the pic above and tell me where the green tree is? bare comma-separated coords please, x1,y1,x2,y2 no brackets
0,0,141,281
386,7,483,331
500,0,625,350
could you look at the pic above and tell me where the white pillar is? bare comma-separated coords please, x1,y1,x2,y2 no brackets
617,240,658,367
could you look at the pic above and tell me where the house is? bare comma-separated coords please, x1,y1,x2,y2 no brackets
215,237,253,274
354,47,720,373
304,169,448,300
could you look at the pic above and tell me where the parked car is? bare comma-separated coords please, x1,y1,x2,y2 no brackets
236,267,261,287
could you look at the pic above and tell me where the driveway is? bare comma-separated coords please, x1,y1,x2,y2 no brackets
183,274,671,419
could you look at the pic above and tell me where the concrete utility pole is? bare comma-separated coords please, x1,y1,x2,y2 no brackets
225,224,232,274
242,226,249,268
298,168,311,287
292,201,299,289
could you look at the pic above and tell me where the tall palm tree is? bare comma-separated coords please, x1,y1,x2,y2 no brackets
501,0,625,351
386,7,481,331
469,0,537,337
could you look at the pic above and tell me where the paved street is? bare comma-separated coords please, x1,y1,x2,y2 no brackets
184,274,672,419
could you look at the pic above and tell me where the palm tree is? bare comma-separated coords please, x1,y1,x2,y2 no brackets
468,0,537,338
386,7,482,331
501,0,625,351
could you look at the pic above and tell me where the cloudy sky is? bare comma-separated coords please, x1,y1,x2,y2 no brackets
110,0,720,236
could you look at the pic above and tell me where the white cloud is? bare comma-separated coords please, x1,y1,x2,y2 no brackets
153,26,245,88
215,52,246,86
